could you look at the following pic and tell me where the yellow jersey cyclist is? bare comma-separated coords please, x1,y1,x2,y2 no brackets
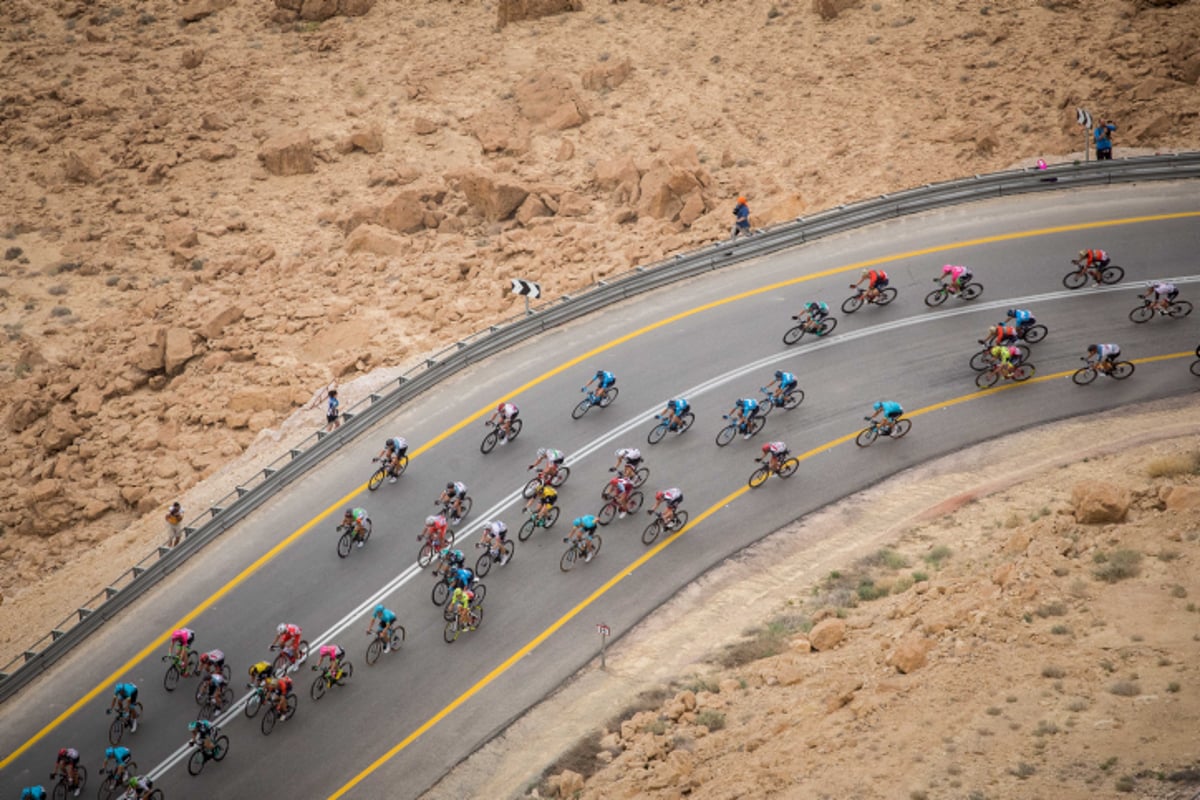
869,401,904,435
759,441,791,474
660,398,690,431
50,747,83,797
377,437,408,482
727,397,761,440
247,660,273,689
437,481,469,523
1086,343,1121,374
367,605,400,653
101,746,134,785
108,682,140,732
340,507,371,548
764,370,798,406
449,586,478,630
647,488,684,527
487,402,519,445
793,300,829,330
314,644,348,683
566,515,601,562
582,369,616,402
524,484,558,524
987,344,1021,379
610,447,643,479
527,447,566,484
478,520,511,565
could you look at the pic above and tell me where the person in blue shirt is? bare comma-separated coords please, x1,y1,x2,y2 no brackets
794,301,829,331
765,371,798,407
582,370,616,403
21,787,48,800
366,605,399,653
731,196,751,239
869,401,904,435
661,398,690,431
1005,308,1036,333
1093,120,1116,160
566,516,600,562
102,746,134,785
108,682,139,732
728,397,760,439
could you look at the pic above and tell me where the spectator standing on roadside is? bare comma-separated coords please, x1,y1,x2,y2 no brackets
731,196,751,239
308,382,341,432
165,501,184,548
1094,119,1117,160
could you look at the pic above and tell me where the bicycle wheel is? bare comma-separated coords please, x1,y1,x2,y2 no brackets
1062,269,1087,289
782,325,806,346
1169,300,1193,319
975,370,1000,389
53,781,66,800
480,429,499,454
245,691,262,718
781,390,803,410
969,348,992,372
1071,366,1097,385
443,620,460,644
1111,361,1135,380
99,775,118,800
1129,304,1154,324
187,749,206,776
560,545,578,572
194,679,207,705
597,501,617,526
271,653,290,678
961,282,983,301
394,454,408,477
310,674,327,702
1101,265,1124,284
1012,364,1035,382
418,542,436,568
108,718,124,745
923,287,947,307
715,423,737,447
631,466,649,487
599,386,619,407
671,509,689,530
199,700,219,721
544,506,560,527
748,467,771,489
521,477,542,499
1191,360,1200,377
359,520,372,545
841,294,864,314
432,581,449,607
518,519,536,542
627,491,645,513
889,420,912,441
163,664,180,693
571,398,592,420
285,693,298,716
647,422,668,445
855,427,878,448
1022,324,1048,344
336,531,353,558
147,792,163,800
507,418,523,441
641,519,664,545
261,707,278,736
591,534,602,557
748,416,766,437
213,735,229,761
818,317,837,336
778,457,800,478
475,551,493,577
876,287,898,306
456,496,473,521
677,412,695,433
367,467,386,492
500,540,515,563
366,638,383,666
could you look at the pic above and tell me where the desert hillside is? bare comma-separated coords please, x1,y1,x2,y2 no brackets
1,0,1198,656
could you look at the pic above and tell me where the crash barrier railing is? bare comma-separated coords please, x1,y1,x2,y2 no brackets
4,152,1199,702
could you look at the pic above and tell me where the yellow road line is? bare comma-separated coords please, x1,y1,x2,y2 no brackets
328,349,1197,797
4,210,1196,768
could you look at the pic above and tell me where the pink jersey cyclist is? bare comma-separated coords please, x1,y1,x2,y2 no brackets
941,264,972,289
316,644,346,679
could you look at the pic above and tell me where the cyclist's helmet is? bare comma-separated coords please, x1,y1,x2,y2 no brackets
774,370,783,380
384,439,393,448
737,196,747,204
1006,309,1016,318
105,747,115,759
373,604,384,615
446,482,455,491
496,403,505,413
343,508,353,516
655,490,666,501
199,652,210,664
761,443,773,454
806,301,818,311
188,720,198,731
608,476,622,487
872,401,883,412
860,269,869,278
276,623,287,634
58,748,68,758
595,370,604,378
1087,344,1098,354
1078,249,1087,258
128,778,139,788
573,517,584,528
425,515,437,526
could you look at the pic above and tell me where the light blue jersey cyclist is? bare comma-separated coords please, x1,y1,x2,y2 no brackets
1006,308,1035,328
871,401,904,431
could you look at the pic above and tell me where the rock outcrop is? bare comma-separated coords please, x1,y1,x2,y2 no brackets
497,0,582,28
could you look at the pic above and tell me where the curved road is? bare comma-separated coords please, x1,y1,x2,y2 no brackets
3,183,1199,799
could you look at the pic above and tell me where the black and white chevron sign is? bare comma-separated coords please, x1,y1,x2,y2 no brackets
1075,107,1093,129
510,279,541,298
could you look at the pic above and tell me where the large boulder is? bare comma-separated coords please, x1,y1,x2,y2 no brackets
378,191,428,234
514,73,588,131
808,618,846,651
594,156,641,204
453,170,529,222
1071,481,1131,524
163,328,197,376
1163,485,1200,511
497,0,582,28
200,305,244,340
888,635,933,674
581,58,634,91
813,0,862,19
345,224,407,257
468,107,531,155
43,405,82,453
258,130,314,176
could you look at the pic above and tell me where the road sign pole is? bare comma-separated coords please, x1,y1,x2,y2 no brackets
597,623,611,669
524,295,531,316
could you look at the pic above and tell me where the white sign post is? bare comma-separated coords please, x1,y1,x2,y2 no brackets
1076,107,1093,162
510,278,541,316
597,623,611,668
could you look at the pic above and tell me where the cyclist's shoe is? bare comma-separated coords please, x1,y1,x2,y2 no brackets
382,642,390,654
618,511,627,519
498,436,507,446
388,476,397,484
356,540,364,548
563,537,569,543
130,719,138,733
743,433,752,440
584,548,594,563
451,516,462,525
608,467,616,472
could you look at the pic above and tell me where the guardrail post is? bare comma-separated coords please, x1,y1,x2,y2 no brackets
342,412,355,423
316,430,328,441
51,629,65,640
104,587,120,599
289,449,303,460
156,546,171,558
77,608,93,620
369,394,382,404
209,506,224,518
263,467,276,478
235,486,249,498
22,651,38,663
134,565,148,577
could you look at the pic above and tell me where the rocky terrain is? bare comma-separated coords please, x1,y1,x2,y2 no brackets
2,0,1199,659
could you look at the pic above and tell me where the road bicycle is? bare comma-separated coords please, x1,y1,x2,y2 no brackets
641,507,689,545
748,455,800,489
336,518,373,558
417,527,456,568
716,414,765,446
647,411,695,444
1014,322,1048,344
474,538,515,577
365,625,407,666
186,729,229,776
598,490,644,525
244,683,268,719
97,761,137,800
1072,357,1135,385
1063,260,1124,289
195,679,233,721
975,361,1035,389
782,314,837,346
442,582,486,621
366,454,408,491
855,416,913,448
521,464,571,498
603,464,649,495
924,278,983,306
560,534,602,572
161,649,199,692
443,601,484,644
260,691,297,736
50,764,87,800
106,703,142,745
310,661,353,701
758,386,803,416
969,342,1031,372
436,494,473,524
270,640,310,677
1129,295,1192,323
1191,359,1200,378
842,285,898,314
518,504,560,541
572,386,619,420
480,417,523,454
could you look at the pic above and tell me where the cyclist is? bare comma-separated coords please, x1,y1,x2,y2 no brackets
764,370,798,406
986,344,1018,380
167,627,195,666
939,264,973,293
527,447,566,484
50,747,82,796
314,644,347,683
1005,308,1036,334
449,586,477,630
660,398,690,431
869,401,904,435
793,300,829,330
367,605,399,653
606,476,637,518
487,402,519,445
198,667,227,712
759,441,790,473
340,507,371,548
1074,248,1110,284
271,623,303,666
433,547,466,580
1143,280,1179,314
186,718,216,752
646,488,684,527
198,648,225,679
852,268,889,303
100,746,134,785
611,447,643,479
478,520,510,565
437,481,469,523
582,369,616,404
125,777,154,800
524,483,557,525
448,564,478,594
1086,343,1121,374
566,515,600,562
727,397,760,440
247,660,273,689
980,322,1020,348
108,682,139,732
266,674,294,721
421,514,451,551
377,436,408,482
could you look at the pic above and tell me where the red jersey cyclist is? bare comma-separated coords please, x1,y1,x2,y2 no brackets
422,513,451,550
487,402,519,445
759,441,791,473
852,268,889,302
647,488,684,527
198,648,225,679
1074,248,1110,284
50,747,83,797
606,476,637,518
271,623,303,666
314,644,347,683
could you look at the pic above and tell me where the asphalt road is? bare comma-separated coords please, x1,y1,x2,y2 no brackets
3,182,1198,800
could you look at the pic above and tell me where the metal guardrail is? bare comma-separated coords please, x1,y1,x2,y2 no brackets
3,152,1199,703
